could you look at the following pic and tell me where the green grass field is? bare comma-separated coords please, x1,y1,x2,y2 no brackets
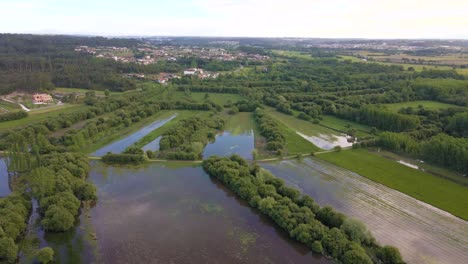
337,55,468,75
319,115,372,137
278,120,321,154
0,104,88,131
55,87,124,95
317,149,468,220
370,149,468,186
0,100,21,111
272,50,315,60
267,108,344,136
383,100,464,113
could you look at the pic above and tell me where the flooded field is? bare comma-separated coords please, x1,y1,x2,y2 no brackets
262,158,468,264
85,162,328,264
0,158,11,197
296,132,354,150
203,130,254,159
203,112,255,159
91,114,177,156
142,136,162,152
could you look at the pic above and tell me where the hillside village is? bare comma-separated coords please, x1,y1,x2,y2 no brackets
75,44,270,65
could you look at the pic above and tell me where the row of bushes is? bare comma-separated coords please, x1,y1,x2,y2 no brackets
203,155,404,264
0,110,28,122
254,109,285,153
102,153,145,164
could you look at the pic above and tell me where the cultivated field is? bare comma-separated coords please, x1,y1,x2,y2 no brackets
263,158,468,264
317,149,468,220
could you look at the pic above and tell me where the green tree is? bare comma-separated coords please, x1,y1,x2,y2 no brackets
0,236,18,263
36,247,54,264
41,205,75,232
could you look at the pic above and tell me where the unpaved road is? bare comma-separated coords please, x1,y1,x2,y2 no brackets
262,158,468,264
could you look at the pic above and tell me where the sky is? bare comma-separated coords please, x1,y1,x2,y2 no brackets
0,0,467,39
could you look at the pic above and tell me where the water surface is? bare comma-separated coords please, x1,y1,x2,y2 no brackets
92,114,177,156
297,132,354,150
203,130,254,159
142,136,162,152
87,162,328,264
262,158,468,264
0,158,11,197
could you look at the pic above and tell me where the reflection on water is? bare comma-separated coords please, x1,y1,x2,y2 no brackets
296,132,354,150
86,162,328,264
203,130,254,160
91,114,177,156
19,199,98,264
0,158,11,197
262,158,468,264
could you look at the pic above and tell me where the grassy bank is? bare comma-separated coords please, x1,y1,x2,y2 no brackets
317,149,468,220
82,110,188,154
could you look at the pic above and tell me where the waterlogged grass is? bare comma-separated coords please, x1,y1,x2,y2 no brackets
225,112,254,135
317,149,468,220
0,104,88,131
383,100,464,112
228,227,258,252
278,120,321,154
201,202,224,214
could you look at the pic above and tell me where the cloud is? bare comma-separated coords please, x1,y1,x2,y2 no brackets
0,0,466,38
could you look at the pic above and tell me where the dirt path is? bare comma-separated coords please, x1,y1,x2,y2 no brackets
1,98,31,112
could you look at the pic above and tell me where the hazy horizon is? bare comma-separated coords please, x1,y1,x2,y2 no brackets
1,0,467,39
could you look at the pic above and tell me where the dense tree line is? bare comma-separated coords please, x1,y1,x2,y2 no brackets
0,110,28,122
254,109,285,154
336,106,420,132
203,156,404,264
0,193,31,263
378,132,468,174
